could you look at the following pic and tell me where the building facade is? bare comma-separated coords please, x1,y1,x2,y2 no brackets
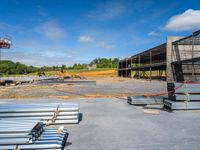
118,30,200,82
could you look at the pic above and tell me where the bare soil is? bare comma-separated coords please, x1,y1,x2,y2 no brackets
0,77,167,100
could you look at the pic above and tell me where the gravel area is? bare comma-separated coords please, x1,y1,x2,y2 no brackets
0,77,167,99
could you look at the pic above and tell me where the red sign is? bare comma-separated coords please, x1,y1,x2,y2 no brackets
0,39,11,49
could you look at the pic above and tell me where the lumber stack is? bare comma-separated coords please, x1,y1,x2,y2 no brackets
0,119,68,150
164,82,200,110
0,103,79,124
127,96,163,105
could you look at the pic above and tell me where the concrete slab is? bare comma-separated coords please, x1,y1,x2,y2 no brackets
66,98,200,150
1,98,200,150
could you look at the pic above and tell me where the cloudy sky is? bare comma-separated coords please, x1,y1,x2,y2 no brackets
0,0,200,66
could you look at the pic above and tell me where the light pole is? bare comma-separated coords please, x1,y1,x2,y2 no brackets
0,47,1,77
0,37,12,80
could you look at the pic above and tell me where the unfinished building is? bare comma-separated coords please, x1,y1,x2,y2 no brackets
118,30,200,82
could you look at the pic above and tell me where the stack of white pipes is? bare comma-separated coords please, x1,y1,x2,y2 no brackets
0,119,69,150
0,103,79,124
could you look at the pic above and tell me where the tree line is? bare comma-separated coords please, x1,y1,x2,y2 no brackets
0,58,119,76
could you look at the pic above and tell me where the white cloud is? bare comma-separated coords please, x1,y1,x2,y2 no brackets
0,23,24,35
0,23,17,30
41,51,67,58
98,41,114,49
78,35,114,49
88,1,126,21
79,35,94,43
127,34,154,46
1,49,80,67
37,5,48,18
1,39,81,67
35,21,65,39
148,31,160,36
164,9,200,31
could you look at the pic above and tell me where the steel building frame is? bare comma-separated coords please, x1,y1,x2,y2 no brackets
118,30,200,81
171,30,200,82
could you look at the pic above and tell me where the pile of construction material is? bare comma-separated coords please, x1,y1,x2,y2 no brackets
0,76,58,82
63,80,96,85
127,96,163,105
0,119,68,150
0,76,58,86
164,82,200,110
0,103,80,124
0,76,96,86
0,80,14,86
39,78,96,85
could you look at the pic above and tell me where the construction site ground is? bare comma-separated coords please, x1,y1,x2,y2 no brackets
1,76,199,149
0,97,200,150
0,77,166,99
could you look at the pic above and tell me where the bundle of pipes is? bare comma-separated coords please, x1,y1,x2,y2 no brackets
127,96,163,105
164,82,200,110
0,120,69,150
0,76,58,82
0,103,79,124
0,120,44,145
39,79,96,85
0,76,59,86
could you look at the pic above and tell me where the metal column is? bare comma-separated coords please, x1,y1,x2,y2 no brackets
191,33,195,81
125,58,127,77
131,57,132,78
150,50,152,81
0,48,1,79
138,55,140,79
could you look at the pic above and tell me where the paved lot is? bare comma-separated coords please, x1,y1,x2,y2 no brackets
64,98,200,150
1,79,200,150
1,98,200,150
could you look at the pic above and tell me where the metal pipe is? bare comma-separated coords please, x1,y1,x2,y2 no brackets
0,120,69,149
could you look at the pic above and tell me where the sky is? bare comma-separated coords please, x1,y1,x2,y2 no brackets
0,0,200,67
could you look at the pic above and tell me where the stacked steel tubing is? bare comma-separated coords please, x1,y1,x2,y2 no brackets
0,103,78,149
127,96,163,105
0,76,58,83
0,120,44,145
38,79,96,85
0,103,79,124
0,76,61,86
164,82,200,110
35,128,68,146
0,76,96,85
0,122,69,150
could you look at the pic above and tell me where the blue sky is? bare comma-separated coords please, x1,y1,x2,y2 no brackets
0,0,200,66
